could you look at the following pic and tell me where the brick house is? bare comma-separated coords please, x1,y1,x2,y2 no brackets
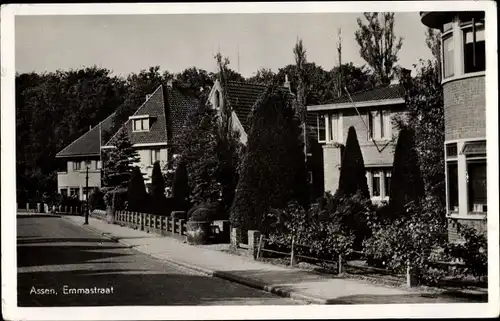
56,82,199,198
56,113,115,200
102,82,199,191
207,78,324,200
307,85,406,201
421,11,487,241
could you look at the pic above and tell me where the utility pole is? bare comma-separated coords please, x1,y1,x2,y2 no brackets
84,161,89,225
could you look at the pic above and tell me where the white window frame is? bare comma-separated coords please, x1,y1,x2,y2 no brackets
150,149,161,165
466,156,487,213
133,117,150,132
462,23,485,74
368,110,391,141
73,161,82,171
326,112,343,144
367,168,391,202
442,31,455,79
317,114,326,143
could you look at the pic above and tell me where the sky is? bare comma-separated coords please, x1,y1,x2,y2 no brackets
15,13,433,78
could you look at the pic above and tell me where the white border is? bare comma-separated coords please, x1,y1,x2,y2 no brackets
2,2,499,320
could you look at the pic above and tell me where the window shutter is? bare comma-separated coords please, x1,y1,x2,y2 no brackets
371,111,381,140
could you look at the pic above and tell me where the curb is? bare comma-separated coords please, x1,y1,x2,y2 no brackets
62,216,327,304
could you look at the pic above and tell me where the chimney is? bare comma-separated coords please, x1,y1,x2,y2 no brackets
145,94,152,101
89,125,92,131
283,74,291,91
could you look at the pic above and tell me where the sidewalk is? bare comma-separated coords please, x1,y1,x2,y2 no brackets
63,215,487,304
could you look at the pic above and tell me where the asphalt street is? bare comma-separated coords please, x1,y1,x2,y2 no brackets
17,214,300,306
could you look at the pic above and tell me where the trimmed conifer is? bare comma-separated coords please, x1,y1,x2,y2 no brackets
336,126,370,198
230,81,308,231
102,129,140,189
389,126,425,215
127,166,149,212
171,159,190,211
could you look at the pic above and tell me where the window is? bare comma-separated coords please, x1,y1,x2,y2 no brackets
367,168,392,200
73,161,82,171
368,110,391,140
384,170,392,198
442,34,454,78
317,114,326,142
60,188,68,197
372,172,381,197
446,143,458,158
70,188,80,199
330,113,338,142
133,118,149,132
150,149,161,165
463,25,485,73
467,160,487,213
447,161,459,212
97,160,102,170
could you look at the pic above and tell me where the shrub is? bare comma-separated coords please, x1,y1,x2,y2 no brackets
104,187,128,211
362,196,448,278
231,83,308,231
127,167,149,212
444,219,488,279
389,127,425,218
88,187,105,210
188,202,219,222
336,126,369,198
150,161,166,213
171,160,190,211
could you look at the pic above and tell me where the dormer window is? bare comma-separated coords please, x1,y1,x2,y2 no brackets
130,115,151,132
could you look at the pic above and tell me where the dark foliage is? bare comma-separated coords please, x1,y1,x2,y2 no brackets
88,187,105,211
126,167,149,212
389,127,425,217
171,160,190,211
231,81,308,232
336,126,369,198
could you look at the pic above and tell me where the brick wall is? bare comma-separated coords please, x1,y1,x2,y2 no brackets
443,76,486,141
447,217,487,243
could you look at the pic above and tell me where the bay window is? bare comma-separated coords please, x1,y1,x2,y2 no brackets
463,25,485,73
467,160,487,213
442,34,454,78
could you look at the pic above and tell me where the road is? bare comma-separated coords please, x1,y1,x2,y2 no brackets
17,214,300,306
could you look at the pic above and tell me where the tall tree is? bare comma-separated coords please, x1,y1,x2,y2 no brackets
355,12,404,85
102,129,140,189
389,127,425,216
247,68,276,85
336,126,370,198
150,161,165,200
127,166,148,212
171,159,190,211
293,38,307,124
398,59,445,207
230,81,308,231
425,27,442,81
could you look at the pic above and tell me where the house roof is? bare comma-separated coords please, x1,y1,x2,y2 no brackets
225,81,305,132
56,112,115,158
105,84,199,147
326,84,404,105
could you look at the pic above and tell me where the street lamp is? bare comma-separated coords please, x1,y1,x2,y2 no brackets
84,160,90,225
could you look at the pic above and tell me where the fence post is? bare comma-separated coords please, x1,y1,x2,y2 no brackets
290,234,296,267
26,203,30,212
248,230,261,260
256,234,264,259
172,216,177,234
230,227,241,251
338,254,343,275
406,259,418,287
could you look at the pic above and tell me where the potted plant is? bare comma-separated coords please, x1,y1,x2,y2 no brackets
186,203,218,245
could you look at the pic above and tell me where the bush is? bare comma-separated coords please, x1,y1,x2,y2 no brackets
362,196,448,280
127,167,149,212
104,187,128,211
188,202,220,222
88,187,105,211
336,126,369,198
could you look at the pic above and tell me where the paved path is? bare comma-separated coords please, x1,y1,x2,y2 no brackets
17,214,300,306
60,214,487,304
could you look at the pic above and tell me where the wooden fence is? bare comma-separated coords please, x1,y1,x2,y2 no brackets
111,210,187,240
